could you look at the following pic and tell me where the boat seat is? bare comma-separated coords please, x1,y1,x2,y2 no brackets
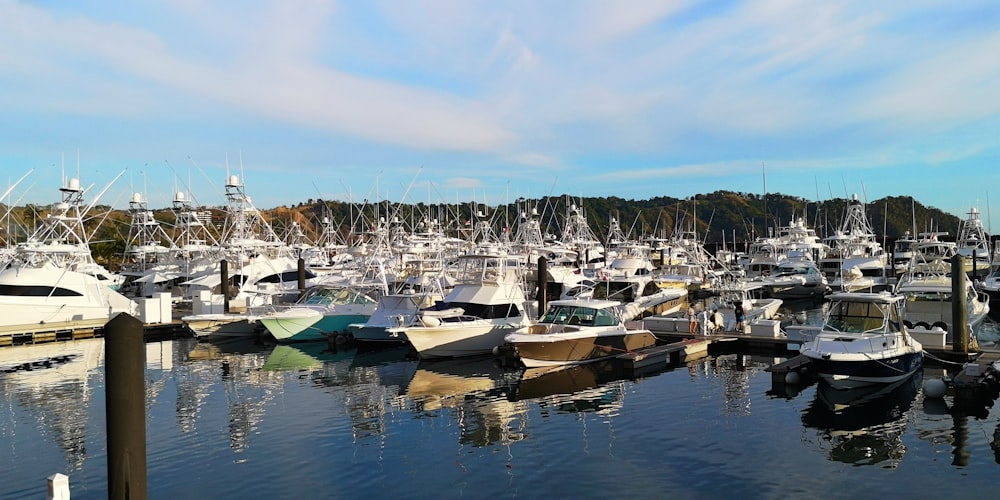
568,316,581,326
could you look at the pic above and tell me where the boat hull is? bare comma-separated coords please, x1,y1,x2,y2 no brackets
804,350,923,389
402,322,518,359
261,311,370,342
510,330,657,368
764,281,829,300
182,314,257,338
348,324,408,345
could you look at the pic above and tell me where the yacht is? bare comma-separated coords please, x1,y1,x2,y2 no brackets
758,257,830,300
503,299,657,367
818,195,889,292
0,174,136,334
894,240,989,348
388,254,532,359
348,283,445,345
258,282,380,342
957,207,991,278
799,292,923,389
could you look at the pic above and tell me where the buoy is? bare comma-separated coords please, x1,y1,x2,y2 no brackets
923,378,947,398
492,346,500,356
784,371,800,385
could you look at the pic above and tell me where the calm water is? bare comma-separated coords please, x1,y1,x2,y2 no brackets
3,302,1000,499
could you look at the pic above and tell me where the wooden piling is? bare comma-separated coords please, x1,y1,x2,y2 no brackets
297,257,307,300
952,254,968,353
537,257,548,316
220,259,230,314
105,313,148,500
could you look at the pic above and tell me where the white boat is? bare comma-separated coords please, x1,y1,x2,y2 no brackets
800,292,923,389
388,254,532,359
0,173,136,335
818,194,889,292
258,283,379,342
181,312,260,338
503,299,656,367
758,258,830,299
957,207,991,278
642,279,781,335
348,288,443,345
980,264,1000,307
894,240,989,348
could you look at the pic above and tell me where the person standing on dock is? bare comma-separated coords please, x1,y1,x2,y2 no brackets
734,301,745,333
688,304,699,334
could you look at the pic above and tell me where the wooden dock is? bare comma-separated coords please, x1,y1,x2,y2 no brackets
619,338,712,375
0,318,191,347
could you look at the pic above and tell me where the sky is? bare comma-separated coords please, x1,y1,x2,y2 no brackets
2,0,1000,226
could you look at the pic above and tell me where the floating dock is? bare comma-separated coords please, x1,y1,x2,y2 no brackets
619,337,712,374
0,319,190,347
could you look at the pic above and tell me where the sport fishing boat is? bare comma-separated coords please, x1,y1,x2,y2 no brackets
0,173,136,335
389,254,532,359
258,282,379,342
799,292,923,390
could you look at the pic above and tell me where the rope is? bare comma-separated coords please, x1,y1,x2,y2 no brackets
860,351,910,374
921,349,972,368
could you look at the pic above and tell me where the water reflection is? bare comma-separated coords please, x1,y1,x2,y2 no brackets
183,337,281,454
338,345,419,442
405,356,527,447
801,371,922,467
511,360,627,415
0,340,104,471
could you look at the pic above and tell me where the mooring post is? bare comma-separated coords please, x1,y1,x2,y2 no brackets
537,256,548,315
105,313,148,500
220,259,230,314
47,472,69,500
951,254,969,353
297,257,307,300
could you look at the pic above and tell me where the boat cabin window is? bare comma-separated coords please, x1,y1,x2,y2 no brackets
540,304,618,326
303,287,377,305
826,300,898,333
257,270,318,284
592,282,635,302
0,284,83,297
437,301,521,319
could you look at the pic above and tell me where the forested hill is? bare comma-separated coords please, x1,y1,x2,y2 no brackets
267,190,968,247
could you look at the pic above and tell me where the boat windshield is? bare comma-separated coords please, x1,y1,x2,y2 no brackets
540,304,618,326
825,299,899,333
302,286,377,305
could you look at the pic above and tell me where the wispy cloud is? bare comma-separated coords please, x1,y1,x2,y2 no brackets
2,0,1000,218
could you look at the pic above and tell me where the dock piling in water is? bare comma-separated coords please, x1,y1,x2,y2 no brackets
951,254,968,353
220,259,230,314
537,257,548,315
105,313,148,500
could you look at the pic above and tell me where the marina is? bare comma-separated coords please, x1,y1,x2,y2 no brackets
3,172,1000,497
5,306,1000,498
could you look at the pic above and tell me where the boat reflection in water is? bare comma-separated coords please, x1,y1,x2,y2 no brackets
509,359,628,415
0,339,105,472
800,370,922,467
0,338,177,478
262,342,354,372
405,356,528,447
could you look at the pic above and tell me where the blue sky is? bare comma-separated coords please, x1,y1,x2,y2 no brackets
2,1,1000,225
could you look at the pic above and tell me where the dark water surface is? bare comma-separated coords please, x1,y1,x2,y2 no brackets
3,302,1000,499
